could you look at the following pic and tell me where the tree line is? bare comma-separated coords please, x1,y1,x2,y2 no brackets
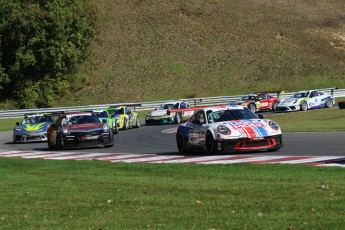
0,0,95,108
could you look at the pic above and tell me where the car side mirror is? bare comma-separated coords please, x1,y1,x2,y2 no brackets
102,119,107,123
258,114,264,119
50,123,57,128
193,120,202,126
16,122,19,125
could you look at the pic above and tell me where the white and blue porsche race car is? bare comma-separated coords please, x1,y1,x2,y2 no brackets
277,90,335,112
176,105,283,154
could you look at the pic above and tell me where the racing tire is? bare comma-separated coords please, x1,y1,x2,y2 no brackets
124,119,129,130
104,136,114,148
175,113,182,124
300,101,308,111
176,132,189,154
205,132,217,154
134,117,140,128
56,136,63,150
325,98,333,108
272,101,279,111
113,122,119,134
248,103,256,113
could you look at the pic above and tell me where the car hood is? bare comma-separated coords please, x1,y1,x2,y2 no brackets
18,122,51,132
225,119,280,138
150,109,169,117
65,123,104,131
279,98,301,105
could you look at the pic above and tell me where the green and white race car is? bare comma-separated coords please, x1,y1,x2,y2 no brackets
88,108,120,134
109,106,140,130
277,90,335,111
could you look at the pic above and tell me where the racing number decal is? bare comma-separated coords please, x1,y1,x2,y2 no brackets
261,102,269,107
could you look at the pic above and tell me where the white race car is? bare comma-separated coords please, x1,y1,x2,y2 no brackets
176,105,283,154
277,90,335,111
145,101,194,125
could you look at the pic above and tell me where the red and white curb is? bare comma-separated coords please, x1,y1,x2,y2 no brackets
0,150,344,167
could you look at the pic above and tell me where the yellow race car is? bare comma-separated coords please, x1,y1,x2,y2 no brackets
108,106,140,130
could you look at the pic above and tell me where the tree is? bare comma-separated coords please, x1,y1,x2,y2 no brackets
0,0,95,108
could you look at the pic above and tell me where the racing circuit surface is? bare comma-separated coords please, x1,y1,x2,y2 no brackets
1,122,345,167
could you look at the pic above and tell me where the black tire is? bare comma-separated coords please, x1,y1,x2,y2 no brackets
104,136,114,148
175,113,182,124
205,132,216,154
176,133,188,154
300,101,308,111
134,117,140,128
56,136,62,150
272,101,279,111
248,103,256,113
123,119,128,130
325,98,333,108
113,121,119,134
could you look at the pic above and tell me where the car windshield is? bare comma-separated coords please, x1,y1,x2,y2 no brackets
94,111,108,118
207,108,258,123
113,108,124,115
160,103,178,109
293,92,308,98
22,115,53,125
61,115,100,126
241,95,257,101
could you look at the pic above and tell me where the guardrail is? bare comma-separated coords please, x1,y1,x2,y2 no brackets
0,87,343,118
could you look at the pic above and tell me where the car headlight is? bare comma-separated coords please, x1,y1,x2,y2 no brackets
217,125,231,135
103,124,110,132
61,128,70,135
115,115,120,120
15,126,21,131
294,99,298,104
269,121,280,131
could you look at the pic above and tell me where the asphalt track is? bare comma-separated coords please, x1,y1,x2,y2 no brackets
1,121,345,157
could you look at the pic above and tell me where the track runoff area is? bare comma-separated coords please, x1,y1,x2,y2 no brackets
1,149,344,168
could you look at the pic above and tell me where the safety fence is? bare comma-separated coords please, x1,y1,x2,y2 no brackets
0,87,343,118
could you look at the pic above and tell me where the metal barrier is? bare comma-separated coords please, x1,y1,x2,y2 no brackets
0,87,343,118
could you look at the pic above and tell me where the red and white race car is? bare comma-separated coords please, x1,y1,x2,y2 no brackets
176,105,283,154
231,93,280,113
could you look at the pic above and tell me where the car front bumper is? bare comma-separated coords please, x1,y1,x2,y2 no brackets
145,116,175,125
215,135,283,153
60,132,113,149
14,132,48,143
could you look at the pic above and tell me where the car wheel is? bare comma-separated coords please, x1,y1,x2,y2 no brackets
300,101,308,111
248,103,256,113
272,101,279,111
113,121,119,134
135,117,140,128
175,113,182,124
56,136,62,150
176,132,188,154
205,132,216,154
104,136,114,148
325,98,333,108
124,119,128,130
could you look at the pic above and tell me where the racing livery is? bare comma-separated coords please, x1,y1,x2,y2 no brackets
13,113,55,143
277,90,335,111
231,93,280,113
47,112,114,149
109,106,140,130
176,105,283,154
87,108,120,134
145,101,194,125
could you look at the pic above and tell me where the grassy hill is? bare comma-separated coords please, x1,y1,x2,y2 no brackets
64,0,345,106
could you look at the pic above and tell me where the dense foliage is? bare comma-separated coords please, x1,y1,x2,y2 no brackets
0,0,94,108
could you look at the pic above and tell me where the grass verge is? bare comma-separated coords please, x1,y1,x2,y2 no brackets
0,157,344,229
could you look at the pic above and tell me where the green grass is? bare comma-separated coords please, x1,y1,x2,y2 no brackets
59,0,345,106
0,157,344,229
0,118,19,132
267,108,345,132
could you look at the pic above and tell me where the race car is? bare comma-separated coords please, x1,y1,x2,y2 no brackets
109,106,140,130
231,93,280,113
276,90,335,112
47,112,114,149
145,101,194,125
87,108,120,134
176,105,283,154
13,113,55,143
